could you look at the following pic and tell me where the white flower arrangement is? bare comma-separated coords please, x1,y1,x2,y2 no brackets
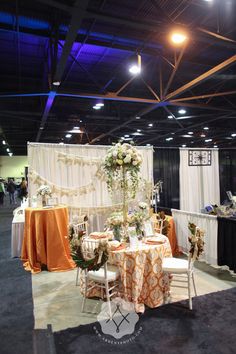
103,142,142,199
37,184,52,197
104,142,142,169
106,212,123,227
138,202,148,210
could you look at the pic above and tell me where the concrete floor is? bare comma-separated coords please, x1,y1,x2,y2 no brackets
32,260,236,332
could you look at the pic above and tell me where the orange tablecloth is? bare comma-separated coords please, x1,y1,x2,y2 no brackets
82,236,172,313
152,214,179,256
21,206,75,274
110,238,172,312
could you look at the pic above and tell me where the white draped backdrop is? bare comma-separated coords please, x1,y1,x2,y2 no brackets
180,148,220,213
28,143,153,231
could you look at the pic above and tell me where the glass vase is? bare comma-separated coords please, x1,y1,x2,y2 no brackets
42,195,46,207
113,226,121,241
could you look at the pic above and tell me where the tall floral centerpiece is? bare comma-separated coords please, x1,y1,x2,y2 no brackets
37,185,52,207
104,142,142,228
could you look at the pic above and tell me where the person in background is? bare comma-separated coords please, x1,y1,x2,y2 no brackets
0,178,6,206
19,177,28,200
7,178,17,205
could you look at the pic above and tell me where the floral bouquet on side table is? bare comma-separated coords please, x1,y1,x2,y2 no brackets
105,212,124,241
37,184,52,207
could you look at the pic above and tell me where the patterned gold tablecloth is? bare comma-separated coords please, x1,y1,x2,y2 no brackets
81,236,172,313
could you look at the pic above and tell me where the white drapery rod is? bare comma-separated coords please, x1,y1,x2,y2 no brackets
27,142,153,150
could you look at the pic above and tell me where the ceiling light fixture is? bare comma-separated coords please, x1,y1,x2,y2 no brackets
6,148,10,152
148,123,153,127
203,127,209,130
93,105,101,110
2,140,6,145
170,31,187,45
182,144,186,147
136,116,141,120
68,127,82,133
166,137,173,141
128,53,141,75
205,139,212,142
188,132,193,135
59,142,64,145
65,134,72,138
52,81,61,86
132,132,143,136
214,145,218,148
137,129,141,132
200,134,206,137
178,109,186,114
124,134,130,138
231,133,236,137
167,115,173,119
96,103,104,107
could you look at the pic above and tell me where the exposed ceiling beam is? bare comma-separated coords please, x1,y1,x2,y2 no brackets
169,101,235,113
35,0,72,13
53,1,89,83
165,54,236,101
36,0,89,142
171,90,236,103
197,28,236,44
84,10,163,33
163,42,187,97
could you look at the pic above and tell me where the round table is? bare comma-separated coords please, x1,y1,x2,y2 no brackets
21,205,75,274
81,235,172,313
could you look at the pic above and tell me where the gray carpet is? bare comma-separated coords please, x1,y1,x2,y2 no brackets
54,287,236,354
0,206,34,354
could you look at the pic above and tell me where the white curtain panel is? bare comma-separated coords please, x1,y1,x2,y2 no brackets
27,143,153,231
172,209,218,265
180,148,220,213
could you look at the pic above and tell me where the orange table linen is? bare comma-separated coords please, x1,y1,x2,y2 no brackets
81,237,172,313
166,215,180,256
21,206,75,274
152,214,179,256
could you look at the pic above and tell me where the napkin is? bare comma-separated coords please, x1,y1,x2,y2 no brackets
145,237,165,245
89,232,109,239
110,244,126,251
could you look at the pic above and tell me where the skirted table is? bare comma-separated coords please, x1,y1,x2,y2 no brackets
218,217,236,273
109,236,172,312
21,205,75,274
81,235,172,313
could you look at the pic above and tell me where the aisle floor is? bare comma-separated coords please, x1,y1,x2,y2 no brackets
33,261,236,332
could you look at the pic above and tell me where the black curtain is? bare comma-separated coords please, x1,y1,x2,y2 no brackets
219,149,236,203
153,148,180,209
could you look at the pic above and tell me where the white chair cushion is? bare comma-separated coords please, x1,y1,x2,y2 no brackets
162,257,189,273
87,265,119,282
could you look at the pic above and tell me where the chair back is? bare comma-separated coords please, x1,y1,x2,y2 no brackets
188,225,204,267
81,238,109,276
